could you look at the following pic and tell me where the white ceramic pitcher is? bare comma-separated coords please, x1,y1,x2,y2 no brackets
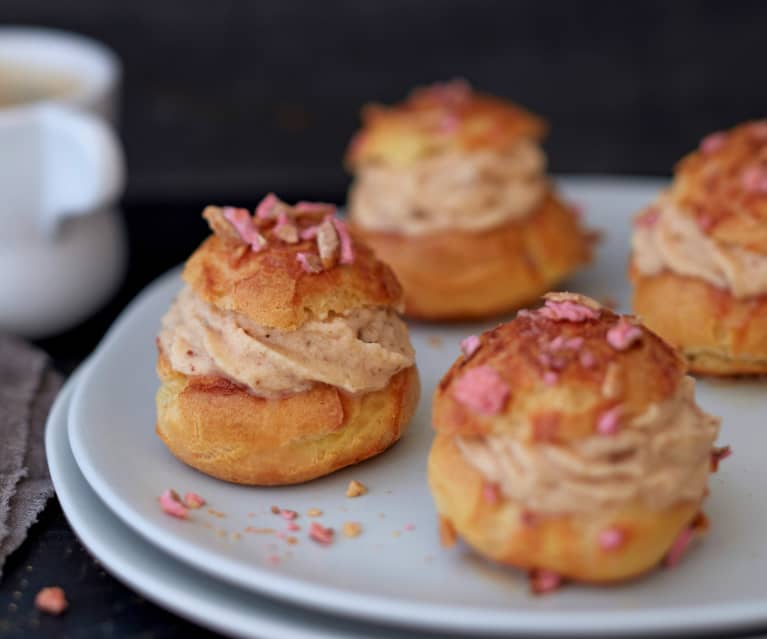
0,28,126,337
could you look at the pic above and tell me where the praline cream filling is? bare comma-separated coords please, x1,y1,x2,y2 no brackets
158,286,414,398
632,196,767,298
349,139,547,236
456,377,720,514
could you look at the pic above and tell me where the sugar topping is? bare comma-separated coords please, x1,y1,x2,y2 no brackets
699,131,727,154
460,334,481,358
606,318,643,351
452,365,510,416
598,527,625,550
596,405,622,436
203,194,355,272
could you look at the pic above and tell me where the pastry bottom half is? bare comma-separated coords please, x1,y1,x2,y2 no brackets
427,433,701,583
156,352,420,485
631,268,767,376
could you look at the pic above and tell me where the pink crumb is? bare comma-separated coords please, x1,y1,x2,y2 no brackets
482,482,500,505
539,300,600,322
223,206,266,252
597,405,622,436
159,489,188,519
529,569,562,595
287,522,300,532
548,335,566,351
255,193,279,219
665,526,694,568
184,492,206,509
579,350,596,368
35,587,68,615
452,366,510,416
598,527,625,550
699,131,727,154
404,523,416,531
741,165,767,194
606,318,643,351
280,509,298,520
331,217,355,264
309,521,334,546
294,201,337,214
460,335,481,358
711,445,732,471
296,252,322,273
634,207,660,229
299,224,320,240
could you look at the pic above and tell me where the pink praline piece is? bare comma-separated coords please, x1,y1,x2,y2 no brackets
255,193,279,219
452,366,510,416
539,300,600,322
665,526,694,568
223,206,265,251
598,527,625,550
699,131,727,154
597,405,622,436
741,165,767,194
460,335,481,358
542,371,559,386
331,217,355,264
159,490,188,519
606,318,643,351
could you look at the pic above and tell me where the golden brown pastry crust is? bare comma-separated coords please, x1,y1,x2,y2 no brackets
670,120,767,253
156,350,420,485
631,266,767,375
345,80,547,169
428,433,701,583
350,194,593,321
184,233,403,332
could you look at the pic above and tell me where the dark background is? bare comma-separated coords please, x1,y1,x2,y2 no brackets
2,2,767,637
6,0,767,202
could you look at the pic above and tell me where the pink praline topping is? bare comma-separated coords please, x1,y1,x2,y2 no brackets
159,489,188,519
294,201,337,214
665,526,694,568
597,405,622,436
296,252,322,273
598,527,625,550
579,350,596,368
543,371,559,386
331,217,355,264
309,521,334,545
741,165,767,194
452,366,510,416
606,318,643,350
530,569,562,594
255,193,279,219
699,131,727,154
483,482,500,505
223,206,265,251
539,299,600,322
460,335,481,358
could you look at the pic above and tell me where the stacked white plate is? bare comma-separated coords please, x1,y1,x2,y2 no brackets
46,178,767,639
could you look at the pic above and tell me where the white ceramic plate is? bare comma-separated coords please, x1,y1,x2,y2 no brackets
48,365,490,639
68,177,767,636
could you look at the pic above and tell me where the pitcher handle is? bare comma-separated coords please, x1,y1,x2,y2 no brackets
38,104,125,235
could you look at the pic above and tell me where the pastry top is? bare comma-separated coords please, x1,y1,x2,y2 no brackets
345,79,547,169
631,120,767,298
183,195,404,330
669,120,767,252
434,293,690,443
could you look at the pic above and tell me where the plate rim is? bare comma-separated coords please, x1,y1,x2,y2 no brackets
66,176,767,636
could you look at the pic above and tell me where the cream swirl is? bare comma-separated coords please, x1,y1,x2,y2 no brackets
349,140,547,236
158,286,414,398
456,376,719,514
632,196,767,298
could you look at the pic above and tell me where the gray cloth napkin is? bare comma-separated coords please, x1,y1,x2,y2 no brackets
0,335,62,580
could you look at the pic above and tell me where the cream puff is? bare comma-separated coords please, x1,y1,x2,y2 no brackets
346,80,594,321
428,293,723,589
156,195,420,485
631,120,767,375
